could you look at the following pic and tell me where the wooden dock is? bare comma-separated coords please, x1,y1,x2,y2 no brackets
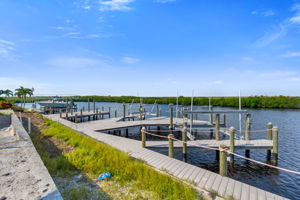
46,113,288,200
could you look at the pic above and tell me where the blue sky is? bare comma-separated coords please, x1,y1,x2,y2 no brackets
0,0,300,96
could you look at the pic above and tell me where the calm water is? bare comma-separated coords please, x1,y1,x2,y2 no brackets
21,101,300,199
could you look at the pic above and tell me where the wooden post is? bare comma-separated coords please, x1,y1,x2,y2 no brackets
229,127,235,162
177,110,180,118
159,108,162,116
93,99,95,113
108,107,111,118
215,114,220,140
267,122,273,160
156,104,159,117
66,112,68,120
82,106,85,112
139,105,143,120
272,127,278,162
168,134,174,158
245,114,251,157
115,109,117,118
209,106,213,124
182,126,187,160
80,109,83,122
59,110,62,118
141,127,146,148
75,114,78,123
169,106,173,130
246,114,251,141
96,109,99,120
28,118,31,134
222,114,226,125
210,129,213,139
123,104,126,121
125,128,129,138
102,106,104,112
219,145,228,176
267,122,273,140
88,99,90,112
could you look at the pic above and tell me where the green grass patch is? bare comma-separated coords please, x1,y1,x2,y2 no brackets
40,119,200,200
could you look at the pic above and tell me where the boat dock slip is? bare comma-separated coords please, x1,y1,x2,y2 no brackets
46,113,288,200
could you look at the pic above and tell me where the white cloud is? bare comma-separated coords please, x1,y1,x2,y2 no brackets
263,10,275,16
253,4,300,47
251,9,275,16
121,56,140,64
209,81,224,85
47,56,107,68
287,77,300,82
0,39,15,58
100,0,135,11
281,51,300,58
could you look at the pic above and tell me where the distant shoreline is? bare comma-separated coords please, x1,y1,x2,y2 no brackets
6,95,300,109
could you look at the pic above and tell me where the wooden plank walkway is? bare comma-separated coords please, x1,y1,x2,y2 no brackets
146,139,273,149
46,113,288,200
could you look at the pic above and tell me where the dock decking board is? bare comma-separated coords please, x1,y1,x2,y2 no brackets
45,113,288,200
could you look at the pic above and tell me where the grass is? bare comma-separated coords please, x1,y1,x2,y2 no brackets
37,118,201,200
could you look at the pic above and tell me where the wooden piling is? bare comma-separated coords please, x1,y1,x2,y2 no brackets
156,104,159,117
168,134,174,158
75,114,78,123
267,122,273,160
139,105,143,120
246,114,251,141
141,127,146,148
222,114,226,125
80,109,83,122
82,106,85,112
108,107,111,118
59,110,62,118
219,145,228,176
115,109,117,118
125,128,129,138
182,126,187,158
268,122,273,140
209,106,213,124
229,127,235,153
93,99,95,113
123,104,126,121
272,127,278,162
159,108,162,117
169,106,173,130
88,99,90,112
215,114,220,140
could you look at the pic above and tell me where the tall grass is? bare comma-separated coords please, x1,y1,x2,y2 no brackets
41,120,200,200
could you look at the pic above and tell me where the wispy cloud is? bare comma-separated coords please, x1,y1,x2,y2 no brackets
251,9,275,17
99,0,135,11
281,51,300,58
0,39,15,58
253,3,300,47
121,56,140,64
47,56,107,69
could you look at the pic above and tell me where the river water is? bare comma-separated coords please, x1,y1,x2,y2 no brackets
20,101,300,199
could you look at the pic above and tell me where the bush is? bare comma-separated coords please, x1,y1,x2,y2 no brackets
0,102,12,109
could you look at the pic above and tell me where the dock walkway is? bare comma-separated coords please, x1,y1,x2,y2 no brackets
46,113,288,200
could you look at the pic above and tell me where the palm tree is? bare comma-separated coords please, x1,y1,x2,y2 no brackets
15,86,34,108
3,89,13,98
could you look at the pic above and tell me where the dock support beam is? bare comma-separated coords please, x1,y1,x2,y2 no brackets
159,108,162,117
182,126,187,161
219,145,228,176
215,114,220,140
125,128,129,138
139,105,143,120
115,109,117,118
168,134,174,158
75,114,78,123
93,99,95,113
108,107,111,118
229,127,235,162
156,104,159,117
267,122,273,160
141,127,146,148
222,114,226,126
169,106,173,130
245,114,251,157
123,104,126,121
88,99,90,112
272,127,278,163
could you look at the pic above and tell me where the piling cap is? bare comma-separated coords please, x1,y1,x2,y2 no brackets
268,122,273,125
168,134,174,138
229,127,235,131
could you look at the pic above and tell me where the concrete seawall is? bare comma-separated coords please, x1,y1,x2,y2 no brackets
0,110,63,200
